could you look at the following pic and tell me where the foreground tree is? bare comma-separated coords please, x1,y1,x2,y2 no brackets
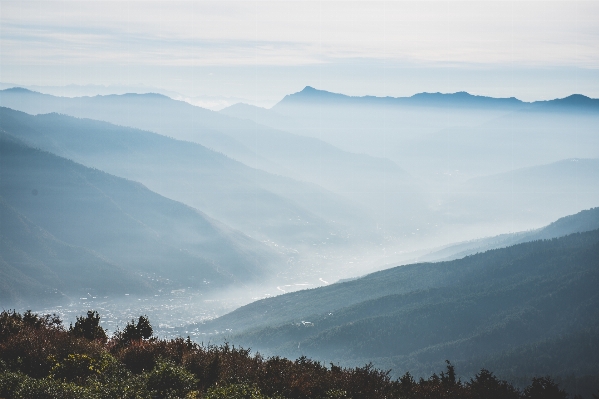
468,369,520,399
117,315,153,345
68,310,107,342
524,376,569,399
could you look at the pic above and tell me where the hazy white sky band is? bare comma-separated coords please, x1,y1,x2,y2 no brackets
2,1,599,104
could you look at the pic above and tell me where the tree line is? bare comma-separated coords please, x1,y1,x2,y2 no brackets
0,310,595,399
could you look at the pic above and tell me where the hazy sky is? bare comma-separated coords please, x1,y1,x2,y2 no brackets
2,1,598,107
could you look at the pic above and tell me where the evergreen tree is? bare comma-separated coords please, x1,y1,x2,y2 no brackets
118,315,153,344
69,310,107,342
524,376,568,399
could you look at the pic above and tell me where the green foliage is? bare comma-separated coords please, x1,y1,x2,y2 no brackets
0,310,98,378
49,352,117,383
117,337,192,374
0,310,592,399
50,353,98,382
69,311,107,342
120,341,160,373
86,358,150,399
35,311,63,328
118,316,154,345
0,371,29,398
146,360,197,399
0,309,62,342
13,376,96,399
136,316,153,339
0,310,24,342
319,389,350,399
205,383,274,399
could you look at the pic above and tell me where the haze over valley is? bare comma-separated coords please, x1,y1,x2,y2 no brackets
1,86,598,343
2,2,599,397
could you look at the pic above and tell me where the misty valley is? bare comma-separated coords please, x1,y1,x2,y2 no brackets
1,86,599,398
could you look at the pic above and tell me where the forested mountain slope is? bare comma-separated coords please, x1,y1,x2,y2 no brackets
192,229,599,379
0,133,279,305
0,198,150,306
0,107,377,247
0,88,424,232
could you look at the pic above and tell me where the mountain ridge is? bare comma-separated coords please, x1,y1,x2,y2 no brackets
271,86,598,111
418,206,599,262
0,132,281,305
188,206,599,335
6,86,597,113
0,106,376,248
190,228,599,379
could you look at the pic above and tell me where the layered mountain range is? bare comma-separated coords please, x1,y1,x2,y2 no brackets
1,86,598,317
4,86,598,240
0,107,372,248
0,133,280,305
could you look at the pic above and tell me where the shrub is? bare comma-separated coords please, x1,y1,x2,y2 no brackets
13,376,96,399
205,383,276,399
146,360,197,399
0,310,62,342
0,370,29,398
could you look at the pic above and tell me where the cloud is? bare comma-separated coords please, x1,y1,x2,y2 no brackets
2,1,598,68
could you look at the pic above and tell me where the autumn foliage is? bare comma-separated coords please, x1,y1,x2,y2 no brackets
0,310,574,399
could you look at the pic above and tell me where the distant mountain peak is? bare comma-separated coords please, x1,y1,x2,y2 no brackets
294,86,340,97
532,93,598,111
555,94,593,104
275,87,524,109
451,91,471,96
2,87,37,94
564,93,590,100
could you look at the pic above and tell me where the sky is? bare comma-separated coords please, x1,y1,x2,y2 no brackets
1,1,598,108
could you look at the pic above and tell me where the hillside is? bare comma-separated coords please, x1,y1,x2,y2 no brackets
0,107,379,249
4,88,599,245
190,228,599,379
0,133,279,305
273,86,599,113
0,198,151,306
228,87,599,180
0,89,425,233
420,207,599,262
273,86,527,110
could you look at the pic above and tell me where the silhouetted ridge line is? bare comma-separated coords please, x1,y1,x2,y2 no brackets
2,87,37,93
274,86,598,111
532,94,599,110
